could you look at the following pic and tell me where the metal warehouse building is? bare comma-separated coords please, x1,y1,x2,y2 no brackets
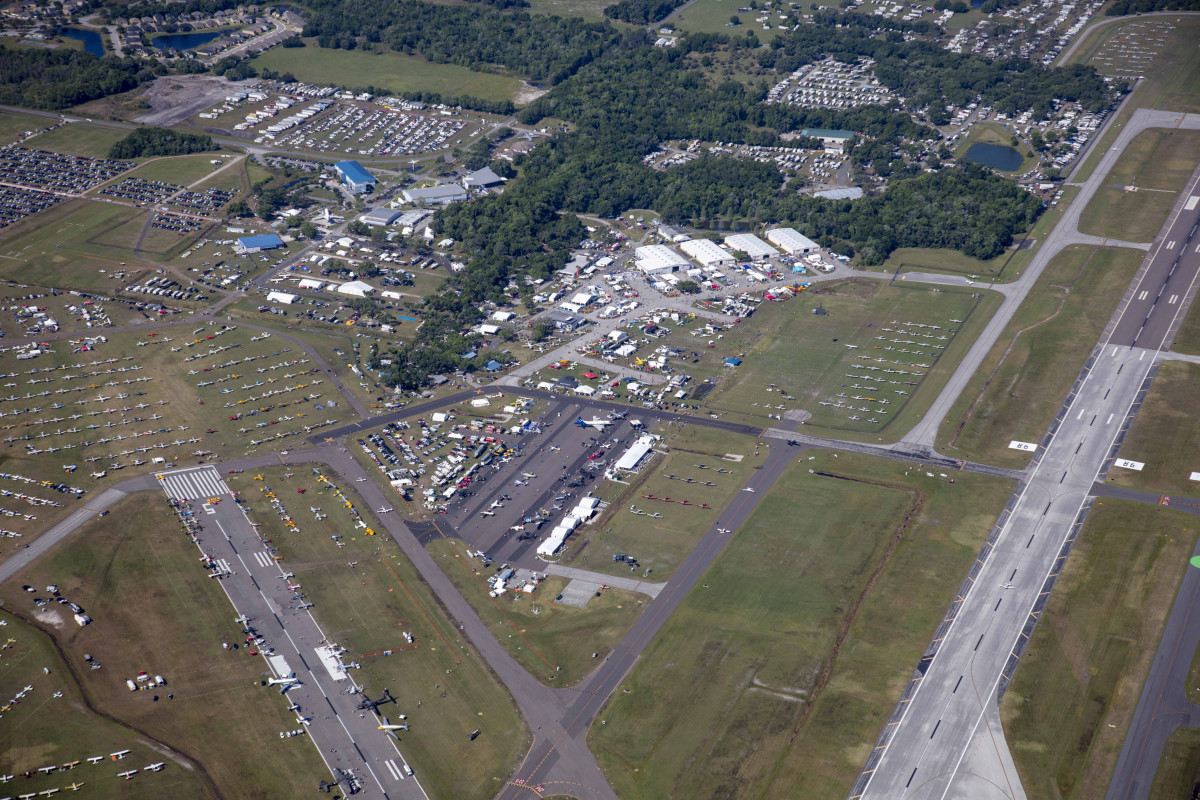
634,245,689,275
680,238,734,267
724,233,779,261
236,233,285,254
766,227,820,255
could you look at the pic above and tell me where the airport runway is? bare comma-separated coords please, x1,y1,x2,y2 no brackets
853,150,1200,799
152,465,428,799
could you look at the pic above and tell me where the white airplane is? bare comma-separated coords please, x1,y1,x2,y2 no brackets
90,471,106,479
999,583,1014,590
575,416,612,430
269,675,300,693
379,715,409,734
117,770,137,780
145,763,164,772
742,487,756,493
377,506,392,514
356,477,366,482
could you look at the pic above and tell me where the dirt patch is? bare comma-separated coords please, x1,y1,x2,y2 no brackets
514,82,548,106
135,75,259,128
33,606,66,629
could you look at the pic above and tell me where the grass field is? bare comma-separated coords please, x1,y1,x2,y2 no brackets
1106,360,1200,496
425,537,646,687
698,281,994,440
0,491,327,798
936,245,1143,469
0,609,216,798
670,0,787,42
104,153,241,189
0,109,52,145
31,123,129,159
589,449,1013,799
1078,128,1200,242
1001,499,1200,800
1148,728,1200,800
1071,17,1200,184
230,466,529,798
558,425,763,581
522,0,614,20
250,45,523,102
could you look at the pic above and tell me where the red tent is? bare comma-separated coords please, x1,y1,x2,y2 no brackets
583,371,598,379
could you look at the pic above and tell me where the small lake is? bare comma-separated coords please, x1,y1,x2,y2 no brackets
964,142,1024,171
150,29,228,51
60,27,104,57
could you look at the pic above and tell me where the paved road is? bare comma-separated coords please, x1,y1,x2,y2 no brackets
899,108,1200,452
853,144,1200,800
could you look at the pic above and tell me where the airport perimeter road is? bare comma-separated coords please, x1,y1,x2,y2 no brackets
853,144,1200,800
899,108,1200,452
154,466,426,799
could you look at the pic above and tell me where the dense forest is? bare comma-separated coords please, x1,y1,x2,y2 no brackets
1106,0,1200,13
0,48,157,110
604,0,686,24
109,127,215,158
301,0,623,83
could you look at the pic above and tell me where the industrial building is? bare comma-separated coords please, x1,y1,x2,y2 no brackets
236,233,285,254
724,233,779,261
359,207,404,227
766,227,820,255
634,245,689,275
335,160,376,194
680,238,734,267
462,167,505,189
402,184,468,206
266,291,297,304
800,128,855,152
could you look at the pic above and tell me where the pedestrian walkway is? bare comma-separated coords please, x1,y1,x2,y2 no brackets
156,465,231,500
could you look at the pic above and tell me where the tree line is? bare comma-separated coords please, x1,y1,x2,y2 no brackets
109,126,214,158
0,48,158,110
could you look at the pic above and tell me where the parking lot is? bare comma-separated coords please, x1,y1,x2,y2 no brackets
0,147,135,194
0,185,62,231
766,57,893,110
259,103,473,157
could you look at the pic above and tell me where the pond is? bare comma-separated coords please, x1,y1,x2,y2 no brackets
964,142,1024,172
59,27,104,56
149,29,229,51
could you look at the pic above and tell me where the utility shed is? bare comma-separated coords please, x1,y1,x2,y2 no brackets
724,233,779,261
766,227,819,255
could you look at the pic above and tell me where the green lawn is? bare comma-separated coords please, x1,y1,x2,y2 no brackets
559,425,765,581
108,153,241,188
1078,128,1200,242
0,492,327,798
1106,360,1200,496
250,44,523,102
700,281,993,440
590,449,1013,799
937,245,1143,469
31,122,129,159
1001,499,1200,800
1149,728,1200,800
0,108,52,145
233,466,529,798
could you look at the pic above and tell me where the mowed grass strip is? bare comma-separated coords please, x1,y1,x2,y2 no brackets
250,45,522,102
29,123,130,159
936,245,1142,469
1148,728,1200,800
1001,500,1199,800
1078,128,1200,243
1169,298,1200,356
0,492,326,797
232,466,528,798
560,425,765,581
590,450,1012,799
0,109,52,145
1106,360,1200,496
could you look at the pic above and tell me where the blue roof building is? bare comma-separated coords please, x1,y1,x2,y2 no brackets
335,160,376,194
236,233,285,253
724,357,742,367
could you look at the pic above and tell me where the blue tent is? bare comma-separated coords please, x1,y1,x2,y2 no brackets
725,357,742,366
